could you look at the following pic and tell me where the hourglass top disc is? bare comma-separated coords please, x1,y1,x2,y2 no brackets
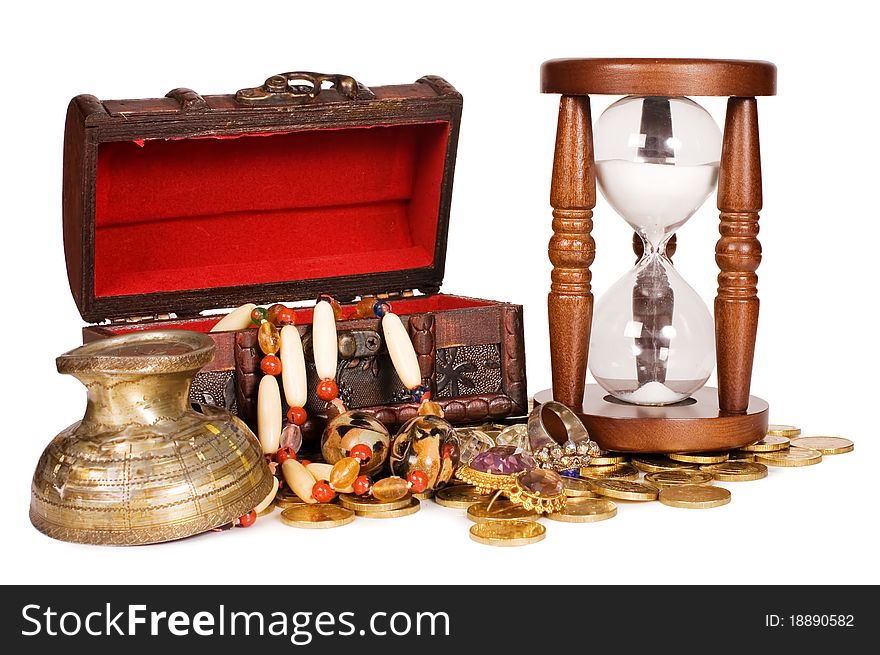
533,386,768,454
540,58,777,97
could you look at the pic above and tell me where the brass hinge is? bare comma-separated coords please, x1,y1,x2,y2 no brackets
109,313,172,324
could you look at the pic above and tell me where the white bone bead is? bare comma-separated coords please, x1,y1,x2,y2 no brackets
280,325,308,408
382,312,422,390
253,477,280,513
312,300,338,381
209,303,256,332
305,462,333,480
257,374,282,454
282,459,317,504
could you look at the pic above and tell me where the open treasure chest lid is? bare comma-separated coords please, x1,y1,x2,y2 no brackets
62,71,463,324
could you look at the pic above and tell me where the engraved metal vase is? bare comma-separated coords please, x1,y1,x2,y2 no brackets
30,330,274,545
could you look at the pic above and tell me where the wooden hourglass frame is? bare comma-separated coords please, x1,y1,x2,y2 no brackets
535,59,777,453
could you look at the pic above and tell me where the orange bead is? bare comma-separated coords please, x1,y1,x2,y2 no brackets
261,354,282,376
277,307,297,326
407,470,429,493
265,303,287,326
371,476,409,502
354,296,377,319
311,480,335,503
330,457,360,490
316,378,338,401
238,510,257,527
353,475,373,496
286,406,307,426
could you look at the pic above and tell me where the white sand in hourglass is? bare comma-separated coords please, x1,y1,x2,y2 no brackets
596,160,718,247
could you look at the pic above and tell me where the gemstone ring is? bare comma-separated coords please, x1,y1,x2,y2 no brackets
455,445,536,494
528,401,600,472
505,468,567,514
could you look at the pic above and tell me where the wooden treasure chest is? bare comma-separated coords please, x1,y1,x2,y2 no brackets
62,70,527,439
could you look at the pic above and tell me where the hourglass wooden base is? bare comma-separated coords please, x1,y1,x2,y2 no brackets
534,386,768,453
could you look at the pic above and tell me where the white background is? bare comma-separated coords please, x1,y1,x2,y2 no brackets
2,0,877,586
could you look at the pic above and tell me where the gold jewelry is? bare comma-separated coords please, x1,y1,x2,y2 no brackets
504,469,566,514
454,466,513,494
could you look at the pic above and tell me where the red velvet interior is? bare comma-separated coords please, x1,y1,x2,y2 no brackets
106,295,493,334
94,122,450,298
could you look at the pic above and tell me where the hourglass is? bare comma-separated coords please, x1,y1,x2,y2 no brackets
536,59,776,453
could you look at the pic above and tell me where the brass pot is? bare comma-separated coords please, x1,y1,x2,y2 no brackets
30,330,274,545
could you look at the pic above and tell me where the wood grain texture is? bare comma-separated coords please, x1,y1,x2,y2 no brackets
541,58,777,97
548,95,595,408
534,386,768,453
63,76,462,323
409,313,436,395
715,97,762,413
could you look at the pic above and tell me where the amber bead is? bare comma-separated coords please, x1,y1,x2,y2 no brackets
286,406,307,426
354,296,377,319
277,307,297,326
265,303,287,326
250,307,267,325
261,354,282,376
353,475,373,496
258,321,281,355
407,470,429,494
311,480,336,503
329,457,360,490
238,510,257,527
371,476,409,502
316,378,339,401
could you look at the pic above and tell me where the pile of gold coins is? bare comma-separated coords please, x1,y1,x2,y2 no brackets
433,424,854,546
265,423,853,544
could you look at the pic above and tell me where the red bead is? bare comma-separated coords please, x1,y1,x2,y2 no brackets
353,475,373,496
261,354,282,376
277,307,297,326
311,480,335,503
407,470,429,493
299,459,312,467
286,406,307,426
316,378,338,401
275,447,296,464
442,443,457,461
238,510,257,528
349,443,373,464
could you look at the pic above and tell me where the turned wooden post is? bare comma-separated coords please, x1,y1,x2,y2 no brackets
548,96,595,408
715,97,762,413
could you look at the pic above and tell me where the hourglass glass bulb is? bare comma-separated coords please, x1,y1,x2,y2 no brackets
589,95,720,406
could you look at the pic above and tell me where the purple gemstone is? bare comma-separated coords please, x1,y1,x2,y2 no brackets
469,445,536,474
518,468,564,496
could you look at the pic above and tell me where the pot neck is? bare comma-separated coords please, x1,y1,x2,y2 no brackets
77,371,194,429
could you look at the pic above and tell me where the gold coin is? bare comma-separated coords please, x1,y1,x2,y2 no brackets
700,461,768,481
413,490,434,501
563,477,600,498
546,498,617,523
632,456,698,473
766,424,801,437
740,435,790,452
588,478,658,502
789,436,854,455
659,485,731,509
469,520,546,547
668,451,729,464
466,499,540,523
275,494,308,508
588,451,628,466
728,450,756,461
257,504,277,517
355,498,421,519
756,447,822,467
280,504,355,529
338,492,412,512
579,462,640,481
434,484,488,509
644,469,714,488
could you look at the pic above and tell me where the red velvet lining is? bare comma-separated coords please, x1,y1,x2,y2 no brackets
106,295,493,334
94,122,450,298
